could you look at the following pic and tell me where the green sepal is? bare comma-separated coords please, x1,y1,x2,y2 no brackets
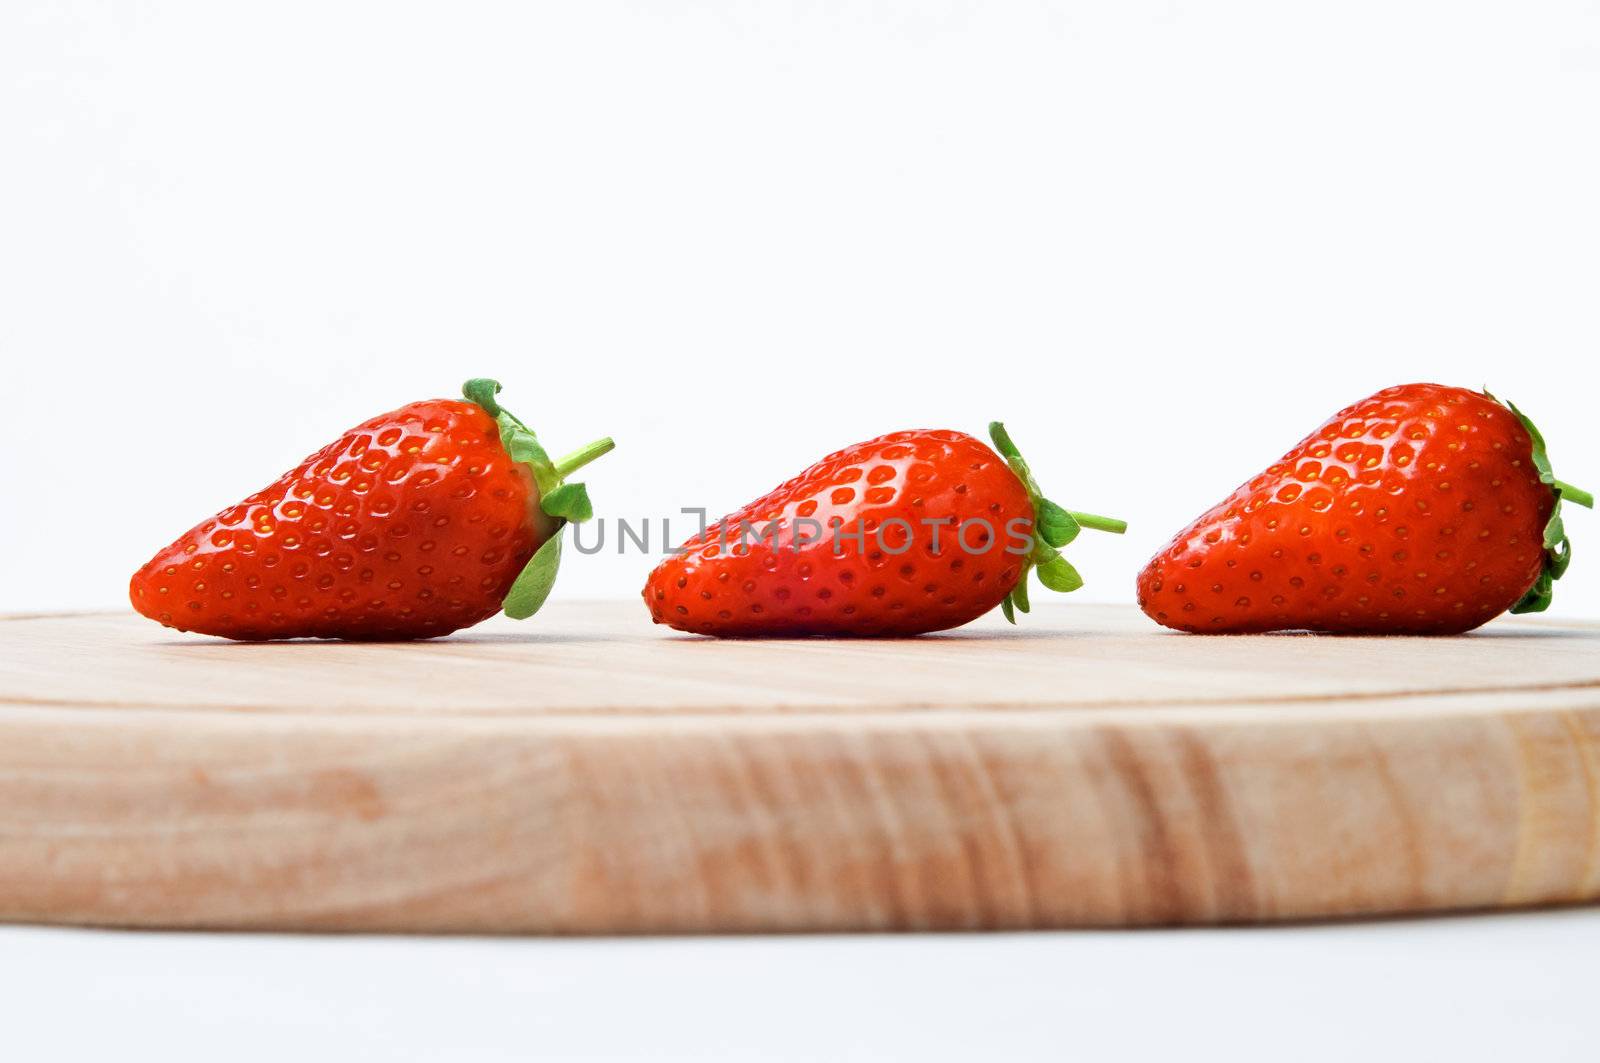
984,420,1125,627
1513,569,1555,615
1503,399,1591,615
988,421,1042,497
1036,556,1084,593
1546,510,1571,580
1011,569,1032,613
541,482,594,523
503,530,564,620
463,378,614,623
987,421,1022,461
500,423,552,468
1029,538,1062,568
499,424,558,494
463,378,504,416
1036,498,1081,548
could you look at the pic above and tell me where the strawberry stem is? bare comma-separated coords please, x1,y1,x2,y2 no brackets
1552,479,1594,509
554,438,616,479
1066,510,1128,534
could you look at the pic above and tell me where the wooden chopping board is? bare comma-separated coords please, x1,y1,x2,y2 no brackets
2,602,1598,933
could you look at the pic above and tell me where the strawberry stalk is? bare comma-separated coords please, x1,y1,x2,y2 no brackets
988,422,1126,624
464,378,614,619
1499,397,1592,614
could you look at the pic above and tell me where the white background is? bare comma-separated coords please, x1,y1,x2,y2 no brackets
4,4,1600,1061
3,0,1597,616
4,912,1598,1061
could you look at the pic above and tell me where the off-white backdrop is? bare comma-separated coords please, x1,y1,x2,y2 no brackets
3,0,1597,619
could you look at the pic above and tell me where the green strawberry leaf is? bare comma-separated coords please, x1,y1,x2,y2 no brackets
988,421,1042,498
987,421,1022,461
1036,497,1081,548
984,420,1125,627
541,482,594,523
1036,555,1084,593
1011,569,1032,613
1548,537,1573,581
503,530,564,620
1512,569,1555,615
1029,538,1062,568
1503,398,1591,615
500,424,551,466
463,378,503,416
463,378,614,623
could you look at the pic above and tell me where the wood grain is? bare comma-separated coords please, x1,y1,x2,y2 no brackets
1,603,1598,932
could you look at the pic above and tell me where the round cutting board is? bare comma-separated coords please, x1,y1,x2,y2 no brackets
2,603,1597,933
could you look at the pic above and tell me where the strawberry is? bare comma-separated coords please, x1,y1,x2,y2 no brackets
1137,383,1592,635
130,378,612,641
643,424,1124,637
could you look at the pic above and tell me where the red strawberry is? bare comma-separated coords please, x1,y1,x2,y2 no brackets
1137,383,1591,635
643,424,1124,637
130,378,612,641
